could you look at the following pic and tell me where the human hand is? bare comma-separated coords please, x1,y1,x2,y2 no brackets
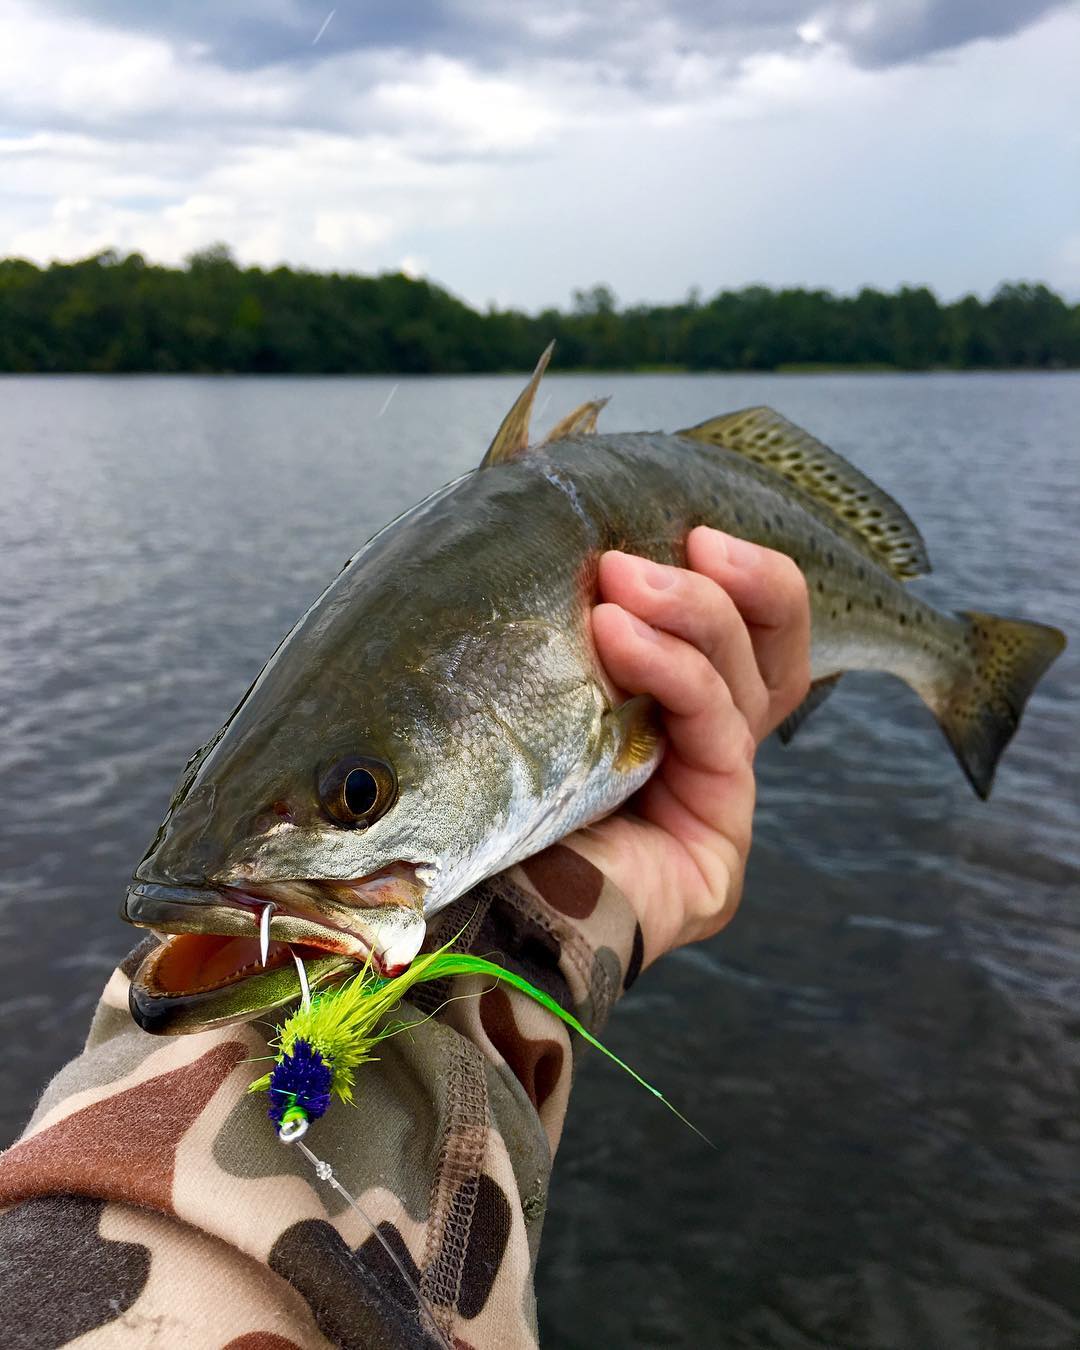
568,527,811,967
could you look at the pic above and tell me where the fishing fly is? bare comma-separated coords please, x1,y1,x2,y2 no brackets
249,938,707,1144
246,936,706,1348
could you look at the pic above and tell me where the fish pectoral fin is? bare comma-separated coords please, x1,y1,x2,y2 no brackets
677,407,931,581
776,674,843,745
609,694,665,772
481,342,555,468
542,396,610,444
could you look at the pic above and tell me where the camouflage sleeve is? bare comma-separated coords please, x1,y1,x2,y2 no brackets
0,845,644,1349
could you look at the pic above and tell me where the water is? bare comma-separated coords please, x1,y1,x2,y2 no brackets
1,372,1077,1348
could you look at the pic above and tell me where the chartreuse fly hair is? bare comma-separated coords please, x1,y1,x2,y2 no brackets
249,942,708,1144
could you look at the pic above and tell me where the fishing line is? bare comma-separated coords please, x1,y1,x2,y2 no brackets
285,1134,452,1350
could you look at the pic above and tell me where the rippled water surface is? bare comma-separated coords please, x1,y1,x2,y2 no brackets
1,372,1078,1348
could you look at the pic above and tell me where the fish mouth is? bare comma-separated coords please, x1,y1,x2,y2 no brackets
123,864,429,1035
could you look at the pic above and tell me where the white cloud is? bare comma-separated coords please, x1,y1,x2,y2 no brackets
0,3,290,131
368,56,564,154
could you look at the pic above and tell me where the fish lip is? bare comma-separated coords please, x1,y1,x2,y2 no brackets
124,880,232,925
123,865,431,975
123,879,368,953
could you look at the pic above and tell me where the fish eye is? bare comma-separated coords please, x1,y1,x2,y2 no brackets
319,755,397,827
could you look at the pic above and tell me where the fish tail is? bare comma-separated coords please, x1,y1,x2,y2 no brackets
931,611,1065,798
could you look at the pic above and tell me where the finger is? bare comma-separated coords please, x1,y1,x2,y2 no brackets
592,603,755,776
597,551,771,738
686,527,811,726
594,600,757,872
637,753,755,892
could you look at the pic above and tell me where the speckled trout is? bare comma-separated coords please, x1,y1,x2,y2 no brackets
125,347,1065,1033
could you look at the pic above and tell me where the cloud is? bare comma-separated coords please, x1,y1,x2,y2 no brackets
32,0,797,73
4,0,1070,159
1,0,1077,306
804,0,1073,67
0,2,579,159
29,0,1074,76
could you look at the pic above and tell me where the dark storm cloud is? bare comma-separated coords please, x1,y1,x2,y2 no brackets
814,0,1073,67
32,0,802,73
36,0,1072,73
53,0,471,69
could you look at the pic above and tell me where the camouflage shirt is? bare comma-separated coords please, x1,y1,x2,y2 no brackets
0,846,644,1349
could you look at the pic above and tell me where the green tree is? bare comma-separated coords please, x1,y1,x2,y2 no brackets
0,252,1076,374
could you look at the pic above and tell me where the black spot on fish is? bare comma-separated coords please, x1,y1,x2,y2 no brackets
875,596,883,609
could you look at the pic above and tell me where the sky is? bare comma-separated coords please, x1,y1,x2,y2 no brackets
1,0,1078,311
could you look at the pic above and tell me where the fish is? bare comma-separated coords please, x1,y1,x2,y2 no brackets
123,345,1066,1034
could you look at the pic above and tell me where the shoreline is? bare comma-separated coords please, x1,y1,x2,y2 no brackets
2,364,1079,378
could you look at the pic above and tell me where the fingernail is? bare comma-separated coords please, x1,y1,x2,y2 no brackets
640,558,677,590
721,535,758,568
625,612,660,642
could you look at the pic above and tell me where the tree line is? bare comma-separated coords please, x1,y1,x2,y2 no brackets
1,246,1077,374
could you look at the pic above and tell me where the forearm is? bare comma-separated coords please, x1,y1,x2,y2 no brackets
0,848,642,1349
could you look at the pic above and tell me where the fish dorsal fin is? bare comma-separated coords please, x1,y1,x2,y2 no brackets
480,342,555,468
678,407,931,580
542,396,610,444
